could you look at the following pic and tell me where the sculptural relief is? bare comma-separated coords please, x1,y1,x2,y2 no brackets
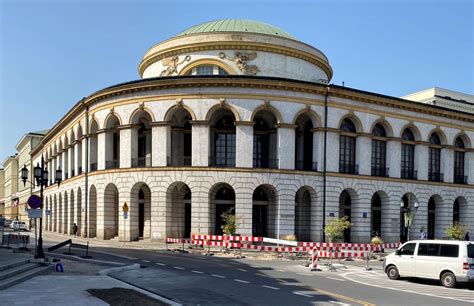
160,55,191,76
219,52,259,75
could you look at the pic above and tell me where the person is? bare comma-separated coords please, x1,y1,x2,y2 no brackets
465,231,470,241
73,223,78,237
419,229,427,240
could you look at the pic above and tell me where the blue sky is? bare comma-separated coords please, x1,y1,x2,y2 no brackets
1,0,472,161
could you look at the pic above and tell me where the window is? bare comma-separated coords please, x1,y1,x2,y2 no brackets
371,124,387,177
188,65,229,76
429,133,442,182
453,199,460,223
253,110,278,169
468,244,474,258
418,243,440,256
401,129,415,179
454,137,466,184
213,115,236,167
399,243,416,255
339,118,357,174
439,244,459,258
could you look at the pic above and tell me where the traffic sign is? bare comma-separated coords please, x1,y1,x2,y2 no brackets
28,209,42,219
122,202,129,212
123,212,128,219
27,195,42,209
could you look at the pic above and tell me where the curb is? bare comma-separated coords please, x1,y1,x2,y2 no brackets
45,252,125,266
100,264,181,306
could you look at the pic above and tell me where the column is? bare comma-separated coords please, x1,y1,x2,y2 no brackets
277,124,296,170
190,185,211,235
326,131,340,172
275,191,295,239
468,151,474,184
356,135,371,175
313,129,324,172
441,147,454,183
382,196,403,243
81,137,87,173
351,194,371,243
414,143,429,180
151,122,170,166
68,145,74,177
191,121,209,167
387,139,401,178
411,198,428,240
235,189,252,236
119,126,132,168
97,131,106,170
235,122,253,168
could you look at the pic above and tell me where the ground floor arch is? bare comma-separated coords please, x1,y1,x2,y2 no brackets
130,183,152,240
339,189,357,243
76,188,82,236
103,183,119,239
166,182,192,238
210,183,235,235
400,193,418,242
295,187,312,241
89,185,97,238
69,190,75,235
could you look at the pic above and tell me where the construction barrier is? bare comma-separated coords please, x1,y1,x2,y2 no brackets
192,240,243,248
166,238,192,244
310,248,319,270
316,251,367,258
7,234,30,249
191,234,263,242
299,241,399,251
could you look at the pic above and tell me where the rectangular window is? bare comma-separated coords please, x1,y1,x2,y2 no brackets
417,243,440,256
439,244,459,258
429,147,441,180
401,143,415,178
339,135,356,174
371,139,386,176
454,151,465,180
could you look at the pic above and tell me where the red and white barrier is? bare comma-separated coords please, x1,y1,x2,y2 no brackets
310,248,319,270
192,240,242,248
316,251,367,258
166,238,192,244
191,234,263,242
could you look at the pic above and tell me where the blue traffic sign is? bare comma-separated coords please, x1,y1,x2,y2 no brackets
27,195,42,209
123,212,128,219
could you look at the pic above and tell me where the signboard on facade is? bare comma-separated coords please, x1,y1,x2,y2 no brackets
122,202,129,212
27,209,42,219
123,212,128,219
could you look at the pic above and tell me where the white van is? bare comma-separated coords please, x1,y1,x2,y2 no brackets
384,240,474,288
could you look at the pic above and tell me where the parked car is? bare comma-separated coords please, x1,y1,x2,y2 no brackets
10,221,28,231
384,240,474,288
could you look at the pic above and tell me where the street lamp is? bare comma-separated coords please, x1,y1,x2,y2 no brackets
22,155,61,259
400,195,419,241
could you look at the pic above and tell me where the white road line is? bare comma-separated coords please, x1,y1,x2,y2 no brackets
234,279,250,284
191,270,204,274
262,285,280,290
326,277,345,282
211,274,225,278
141,260,151,263
277,269,286,272
293,291,313,297
173,266,185,270
155,262,166,266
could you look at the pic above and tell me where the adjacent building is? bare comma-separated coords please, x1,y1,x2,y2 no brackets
3,19,473,243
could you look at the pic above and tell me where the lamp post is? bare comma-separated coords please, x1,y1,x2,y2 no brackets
21,155,61,259
400,195,419,242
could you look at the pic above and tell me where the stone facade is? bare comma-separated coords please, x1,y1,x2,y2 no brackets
16,19,474,243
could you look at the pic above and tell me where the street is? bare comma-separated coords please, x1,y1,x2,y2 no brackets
37,233,474,305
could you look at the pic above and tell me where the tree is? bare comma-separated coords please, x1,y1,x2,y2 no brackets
221,207,238,235
324,216,352,242
446,222,467,240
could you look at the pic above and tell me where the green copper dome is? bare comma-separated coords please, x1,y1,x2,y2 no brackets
176,19,298,40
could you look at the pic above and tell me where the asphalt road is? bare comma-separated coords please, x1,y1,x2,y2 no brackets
39,236,474,306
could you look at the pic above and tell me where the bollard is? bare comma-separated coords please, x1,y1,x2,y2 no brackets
366,250,372,271
310,248,321,271
55,263,64,272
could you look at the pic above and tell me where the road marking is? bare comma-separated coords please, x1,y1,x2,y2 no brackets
262,285,280,290
238,268,247,272
234,279,250,284
155,262,166,266
296,272,312,276
191,270,204,274
326,277,345,282
293,291,313,297
173,266,185,270
141,260,151,263
277,269,286,272
311,286,375,306
255,272,266,277
211,274,225,278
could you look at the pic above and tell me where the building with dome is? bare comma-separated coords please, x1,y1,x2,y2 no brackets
4,19,473,244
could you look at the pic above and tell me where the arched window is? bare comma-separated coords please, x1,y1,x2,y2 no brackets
169,109,192,166
210,109,236,167
89,120,98,172
339,118,357,174
428,133,442,182
187,65,228,76
131,111,152,168
371,124,387,177
253,110,278,169
454,137,466,184
105,115,120,169
400,128,416,179
295,114,315,171
453,199,460,223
